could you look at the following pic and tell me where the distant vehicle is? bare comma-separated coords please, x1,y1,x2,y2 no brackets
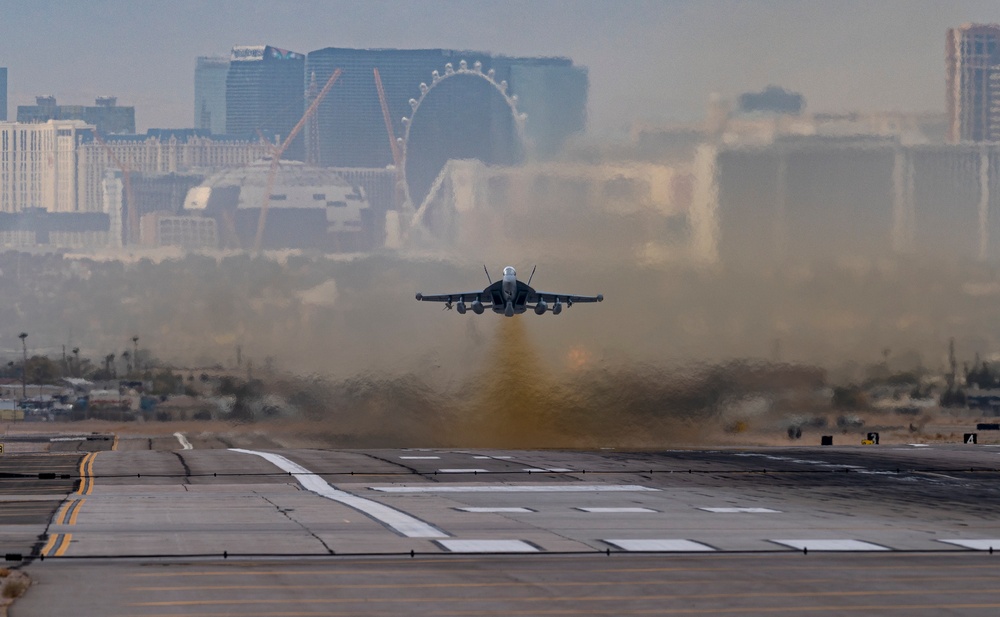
415,266,603,317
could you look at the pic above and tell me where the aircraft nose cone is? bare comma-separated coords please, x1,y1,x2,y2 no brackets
415,293,423,300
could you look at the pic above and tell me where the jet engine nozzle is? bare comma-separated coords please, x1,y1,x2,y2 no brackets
456,300,467,314
552,300,563,315
471,299,485,314
534,300,548,315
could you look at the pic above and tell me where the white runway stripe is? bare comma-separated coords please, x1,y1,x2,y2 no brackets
938,539,1000,550
437,468,490,473
457,507,534,513
438,539,538,553
400,456,440,459
771,539,889,551
699,507,780,513
371,484,659,493
605,539,715,552
230,449,447,539
577,507,657,513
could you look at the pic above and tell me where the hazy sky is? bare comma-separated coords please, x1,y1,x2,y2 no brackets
1,0,997,134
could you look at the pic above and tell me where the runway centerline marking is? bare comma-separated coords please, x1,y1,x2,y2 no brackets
577,507,658,513
230,448,447,539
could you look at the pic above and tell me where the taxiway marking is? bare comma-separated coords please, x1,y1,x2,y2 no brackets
230,448,447,538
77,452,97,495
174,432,193,450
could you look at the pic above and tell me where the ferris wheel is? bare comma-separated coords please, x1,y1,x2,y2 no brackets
399,59,529,213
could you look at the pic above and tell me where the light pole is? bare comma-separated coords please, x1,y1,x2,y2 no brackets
131,336,139,377
72,347,80,378
18,333,27,401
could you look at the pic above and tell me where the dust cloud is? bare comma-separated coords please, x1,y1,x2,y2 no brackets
8,151,1000,447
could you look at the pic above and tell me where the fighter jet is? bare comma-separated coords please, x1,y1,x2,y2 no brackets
415,266,604,317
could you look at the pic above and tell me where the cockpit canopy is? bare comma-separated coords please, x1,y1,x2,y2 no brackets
503,266,516,277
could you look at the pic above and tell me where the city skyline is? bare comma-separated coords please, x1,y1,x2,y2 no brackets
1,0,998,135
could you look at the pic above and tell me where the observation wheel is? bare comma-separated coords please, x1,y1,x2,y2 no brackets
400,60,528,212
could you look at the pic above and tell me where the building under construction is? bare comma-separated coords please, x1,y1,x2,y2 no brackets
182,161,372,252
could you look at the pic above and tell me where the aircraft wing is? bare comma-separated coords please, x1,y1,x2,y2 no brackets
528,291,604,305
414,290,489,303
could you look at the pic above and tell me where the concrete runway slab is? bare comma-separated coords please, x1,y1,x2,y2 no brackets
6,442,1000,615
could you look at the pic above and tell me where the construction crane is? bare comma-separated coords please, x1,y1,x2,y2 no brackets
253,68,342,254
91,131,137,245
374,67,408,215
374,68,402,169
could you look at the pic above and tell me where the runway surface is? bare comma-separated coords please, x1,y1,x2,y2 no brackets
4,432,1000,615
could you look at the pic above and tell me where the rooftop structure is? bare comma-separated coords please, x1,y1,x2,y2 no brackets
17,96,135,134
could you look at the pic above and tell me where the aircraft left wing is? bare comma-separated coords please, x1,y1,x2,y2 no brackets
528,291,604,305
414,291,489,303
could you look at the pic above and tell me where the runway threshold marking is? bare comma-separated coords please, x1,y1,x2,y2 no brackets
77,452,97,495
40,532,72,557
230,448,447,539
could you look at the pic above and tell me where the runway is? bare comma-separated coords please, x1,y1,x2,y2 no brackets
4,434,1000,615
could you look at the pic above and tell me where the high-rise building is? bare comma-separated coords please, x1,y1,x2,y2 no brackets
0,120,92,213
226,45,305,160
0,68,7,121
947,23,1000,142
17,96,135,134
195,56,229,134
